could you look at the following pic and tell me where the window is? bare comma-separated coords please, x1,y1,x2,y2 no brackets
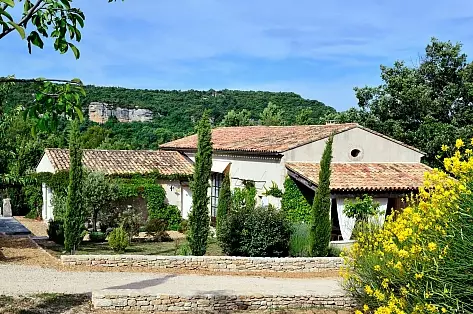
210,172,224,220
350,149,361,158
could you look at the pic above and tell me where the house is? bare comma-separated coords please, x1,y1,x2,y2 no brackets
35,149,194,221
161,123,431,242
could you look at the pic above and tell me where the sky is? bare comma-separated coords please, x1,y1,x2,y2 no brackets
3,0,473,111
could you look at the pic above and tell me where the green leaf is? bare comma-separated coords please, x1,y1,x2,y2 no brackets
7,21,25,39
71,78,83,84
27,31,44,49
69,43,80,59
0,8,13,21
1,0,15,7
73,106,84,122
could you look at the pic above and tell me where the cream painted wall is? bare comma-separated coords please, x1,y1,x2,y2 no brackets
36,154,55,173
284,127,423,163
185,152,284,208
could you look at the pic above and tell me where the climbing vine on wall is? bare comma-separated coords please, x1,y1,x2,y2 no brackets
281,176,312,223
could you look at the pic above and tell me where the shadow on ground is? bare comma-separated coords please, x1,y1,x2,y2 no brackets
107,274,176,289
0,294,90,314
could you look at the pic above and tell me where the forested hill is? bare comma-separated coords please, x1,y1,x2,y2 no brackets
4,84,335,149
82,86,334,131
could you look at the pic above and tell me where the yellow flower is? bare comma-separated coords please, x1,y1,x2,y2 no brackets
456,139,464,149
374,265,381,271
363,304,370,312
415,273,424,280
355,311,363,314
365,285,374,295
394,261,403,270
441,144,449,152
428,242,437,251
382,278,389,289
374,289,386,301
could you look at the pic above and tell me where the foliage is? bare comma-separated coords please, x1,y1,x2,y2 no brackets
219,205,291,257
263,181,283,198
289,223,311,257
120,205,143,242
220,109,253,127
23,183,42,219
82,171,118,232
281,176,312,223
344,195,382,240
149,204,181,231
329,38,473,167
232,182,257,211
88,231,106,243
260,102,284,126
64,120,84,253
178,243,192,256
47,220,65,245
108,226,129,253
145,218,171,242
310,136,333,257
188,112,212,256
178,220,189,234
51,192,67,221
343,141,473,313
216,172,231,239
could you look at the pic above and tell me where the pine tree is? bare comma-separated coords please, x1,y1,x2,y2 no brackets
310,135,333,257
216,172,231,239
64,119,84,253
188,112,212,255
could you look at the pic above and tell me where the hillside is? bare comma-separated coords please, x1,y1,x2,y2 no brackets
4,84,336,149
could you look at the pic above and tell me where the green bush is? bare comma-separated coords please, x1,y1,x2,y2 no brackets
108,226,130,253
148,204,182,231
25,208,38,219
281,176,311,223
289,223,311,257
120,205,143,242
145,218,171,242
23,184,42,219
219,205,291,257
178,219,189,234
47,220,65,245
89,231,107,243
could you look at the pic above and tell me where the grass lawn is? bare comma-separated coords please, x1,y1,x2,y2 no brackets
37,238,223,257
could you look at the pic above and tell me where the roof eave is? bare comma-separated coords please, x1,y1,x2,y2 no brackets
161,146,284,157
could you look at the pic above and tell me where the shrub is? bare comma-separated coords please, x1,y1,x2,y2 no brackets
25,208,38,219
148,204,182,231
47,220,65,245
23,184,42,219
343,141,473,313
281,176,311,223
145,218,171,242
216,172,231,238
89,231,106,243
120,205,143,242
108,226,130,253
178,243,192,256
289,223,311,257
344,195,381,240
219,205,291,257
178,219,189,234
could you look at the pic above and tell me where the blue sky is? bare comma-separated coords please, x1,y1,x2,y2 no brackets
3,0,473,111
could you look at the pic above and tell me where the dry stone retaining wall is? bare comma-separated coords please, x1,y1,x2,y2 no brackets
92,292,356,312
61,255,343,273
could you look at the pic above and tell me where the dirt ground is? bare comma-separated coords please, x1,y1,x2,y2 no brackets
13,217,48,237
0,294,352,314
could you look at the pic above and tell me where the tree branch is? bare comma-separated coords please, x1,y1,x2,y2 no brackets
0,77,83,85
0,0,45,40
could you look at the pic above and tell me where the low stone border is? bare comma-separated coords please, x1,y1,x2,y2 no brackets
92,291,356,312
61,255,343,273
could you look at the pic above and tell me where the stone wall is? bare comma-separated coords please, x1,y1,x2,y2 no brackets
92,292,356,312
61,255,343,273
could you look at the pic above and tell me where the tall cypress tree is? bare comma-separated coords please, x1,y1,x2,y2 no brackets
216,172,231,239
64,119,84,253
310,135,333,257
188,112,213,256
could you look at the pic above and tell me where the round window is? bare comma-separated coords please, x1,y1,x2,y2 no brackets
350,149,361,158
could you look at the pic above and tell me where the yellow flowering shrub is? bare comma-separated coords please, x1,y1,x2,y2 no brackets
343,142,473,313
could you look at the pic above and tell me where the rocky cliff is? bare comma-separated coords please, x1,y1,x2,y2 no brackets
88,102,153,123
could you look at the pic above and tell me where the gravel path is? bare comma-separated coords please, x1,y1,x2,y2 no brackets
0,264,342,297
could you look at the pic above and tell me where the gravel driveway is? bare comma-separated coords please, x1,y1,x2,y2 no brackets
0,264,342,297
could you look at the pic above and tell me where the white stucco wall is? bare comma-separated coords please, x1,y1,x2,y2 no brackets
284,127,423,163
158,180,183,211
185,152,284,208
36,154,55,173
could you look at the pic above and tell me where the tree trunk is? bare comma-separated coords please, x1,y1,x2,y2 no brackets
92,210,98,232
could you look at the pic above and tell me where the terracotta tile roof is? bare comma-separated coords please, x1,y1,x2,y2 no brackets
286,162,431,192
44,149,194,176
161,123,358,153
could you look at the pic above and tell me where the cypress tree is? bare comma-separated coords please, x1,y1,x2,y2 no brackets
310,135,333,257
216,172,231,239
64,119,84,253
188,112,213,255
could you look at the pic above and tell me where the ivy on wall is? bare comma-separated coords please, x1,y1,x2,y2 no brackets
35,171,191,224
281,176,312,223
